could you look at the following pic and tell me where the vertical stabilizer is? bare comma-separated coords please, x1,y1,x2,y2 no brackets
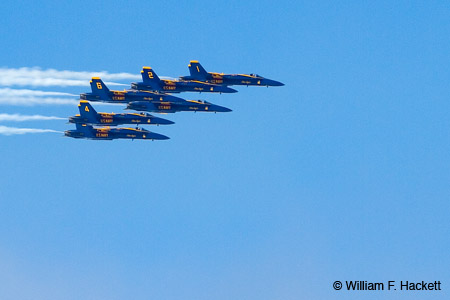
75,123,94,137
188,60,208,80
90,77,111,99
141,67,162,90
78,101,99,124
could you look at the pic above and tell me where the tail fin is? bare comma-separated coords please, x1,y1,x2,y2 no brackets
75,123,94,136
90,77,111,99
188,60,208,80
78,101,99,124
141,67,162,90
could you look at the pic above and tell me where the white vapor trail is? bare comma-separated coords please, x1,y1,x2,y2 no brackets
0,67,139,87
0,96,78,106
0,125,61,136
0,88,77,97
0,114,65,122
0,88,78,105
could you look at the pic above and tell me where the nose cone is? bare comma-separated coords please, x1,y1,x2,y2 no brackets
146,132,170,140
262,79,284,86
223,86,238,93
152,116,175,125
209,104,232,113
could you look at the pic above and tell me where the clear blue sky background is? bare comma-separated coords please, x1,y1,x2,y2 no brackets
0,1,449,299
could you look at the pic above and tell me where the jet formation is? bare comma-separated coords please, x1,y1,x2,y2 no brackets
65,61,284,141
180,61,284,87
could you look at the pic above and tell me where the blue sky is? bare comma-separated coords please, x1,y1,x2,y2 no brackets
0,1,449,299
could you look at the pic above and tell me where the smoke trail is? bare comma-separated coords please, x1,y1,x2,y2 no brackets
0,67,138,87
0,125,61,135
0,114,65,122
0,96,78,106
0,88,77,97
0,88,78,105
0,96,124,106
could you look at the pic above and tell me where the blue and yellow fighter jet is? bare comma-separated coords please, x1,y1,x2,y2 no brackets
80,77,183,104
126,98,232,113
131,67,238,94
69,101,174,126
180,60,284,87
65,123,169,141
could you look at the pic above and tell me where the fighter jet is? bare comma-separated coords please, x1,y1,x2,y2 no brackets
131,67,238,94
65,123,169,140
80,77,183,104
180,60,284,87
69,100,174,126
126,98,232,114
